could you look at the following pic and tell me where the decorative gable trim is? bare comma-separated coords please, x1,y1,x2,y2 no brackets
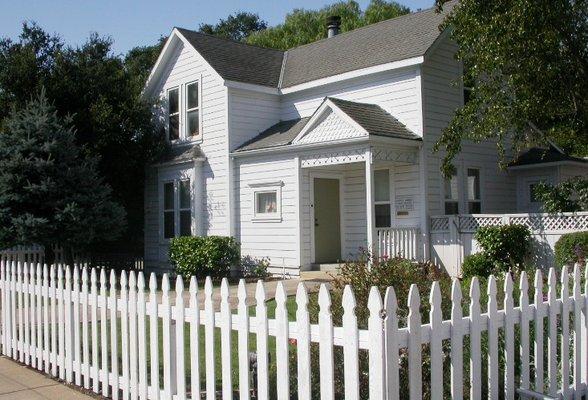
292,98,368,144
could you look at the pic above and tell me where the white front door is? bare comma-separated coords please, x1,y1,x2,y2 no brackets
313,177,341,263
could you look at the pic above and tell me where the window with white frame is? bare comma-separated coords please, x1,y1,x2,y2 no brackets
185,81,200,138
374,169,391,228
467,168,481,213
444,171,459,215
251,182,282,221
167,87,180,140
162,178,192,239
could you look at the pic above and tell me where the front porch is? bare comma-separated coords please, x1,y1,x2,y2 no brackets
297,142,426,269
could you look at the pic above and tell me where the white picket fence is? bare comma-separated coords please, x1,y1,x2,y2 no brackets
1,260,588,400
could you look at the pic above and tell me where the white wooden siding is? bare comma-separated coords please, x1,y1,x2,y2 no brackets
145,40,229,271
280,68,423,136
421,39,517,216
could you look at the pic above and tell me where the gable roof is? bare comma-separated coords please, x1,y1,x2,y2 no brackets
235,98,420,152
175,28,284,88
167,1,456,91
509,145,588,168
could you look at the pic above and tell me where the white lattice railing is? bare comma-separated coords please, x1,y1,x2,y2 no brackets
376,226,421,260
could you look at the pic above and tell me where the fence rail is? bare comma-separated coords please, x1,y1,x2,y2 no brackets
1,261,588,399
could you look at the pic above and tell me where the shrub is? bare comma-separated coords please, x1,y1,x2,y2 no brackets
555,231,588,266
169,236,240,279
240,255,270,278
475,224,531,272
461,252,494,278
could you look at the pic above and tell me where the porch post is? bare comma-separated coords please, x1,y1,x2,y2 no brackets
365,147,376,258
193,160,203,236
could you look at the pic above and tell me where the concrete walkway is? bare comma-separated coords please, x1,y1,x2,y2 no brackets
0,357,95,400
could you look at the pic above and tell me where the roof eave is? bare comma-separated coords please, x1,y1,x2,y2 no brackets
508,160,588,170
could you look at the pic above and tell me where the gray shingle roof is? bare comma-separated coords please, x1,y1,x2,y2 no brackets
509,145,588,167
236,118,310,152
235,98,420,152
328,98,420,140
175,1,456,89
161,144,205,164
175,28,284,88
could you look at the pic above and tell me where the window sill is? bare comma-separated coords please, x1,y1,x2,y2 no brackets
252,216,282,223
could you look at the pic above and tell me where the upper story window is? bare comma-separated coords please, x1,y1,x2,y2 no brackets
444,171,459,215
374,169,391,228
166,79,201,142
186,82,200,138
467,168,481,213
167,88,180,140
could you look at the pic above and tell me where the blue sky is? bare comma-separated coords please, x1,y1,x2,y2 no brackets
1,0,435,56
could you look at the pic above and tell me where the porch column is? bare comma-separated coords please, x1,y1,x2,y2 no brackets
193,160,203,236
365,148,376,256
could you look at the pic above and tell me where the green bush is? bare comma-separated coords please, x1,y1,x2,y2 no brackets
555,231,588,266
475,224,531,272
169,236,240,278
461,252,494,279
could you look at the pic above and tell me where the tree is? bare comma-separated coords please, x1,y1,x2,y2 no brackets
0,91,126,265
246,0,410,50
0,23,166,247
534,177,588,213
199,12,267,42
434,0,588,175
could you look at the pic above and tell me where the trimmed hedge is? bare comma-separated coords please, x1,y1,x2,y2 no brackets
474,224,531,273
461,252,494,279
554,231,588,266
169,236,240,279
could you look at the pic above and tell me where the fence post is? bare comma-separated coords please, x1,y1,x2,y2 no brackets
448,215,461,276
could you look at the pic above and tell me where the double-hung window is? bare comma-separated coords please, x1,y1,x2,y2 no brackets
167,88,180,140
185,82,200,138
467,168,481,213
374,169,391,228
162,179,192,239
444,171,459,215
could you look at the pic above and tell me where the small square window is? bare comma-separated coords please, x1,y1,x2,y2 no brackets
251,182,282,221
256,191,277,214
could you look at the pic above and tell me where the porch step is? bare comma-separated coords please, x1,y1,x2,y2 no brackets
311,263,343,272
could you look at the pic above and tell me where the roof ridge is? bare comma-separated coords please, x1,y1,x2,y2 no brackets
174,27,285,54
283,2,447,53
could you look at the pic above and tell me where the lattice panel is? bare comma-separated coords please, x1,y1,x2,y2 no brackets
509,214,588,232
300,148,366,168
430,217,449,232
459,216,502,231
372,146,418,164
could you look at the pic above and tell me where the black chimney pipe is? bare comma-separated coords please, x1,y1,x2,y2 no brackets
326,16,341,38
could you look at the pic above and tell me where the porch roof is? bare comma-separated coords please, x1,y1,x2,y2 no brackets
234,98,420,153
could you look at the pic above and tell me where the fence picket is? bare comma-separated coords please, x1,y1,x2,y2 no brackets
429,282,443,400
561,266,570,398
90,268,99,393
469,278,481,400
368,286,385,400
255,280,270,400
50,265,57,376
29,264,37,369
73,266,81,386
584,266,588,393
220,278,232,400
81,267,90,389
1,261,6,356
129,271,138,400
11,262,17,361
36,265,43,371
23,262,30,365
342,285,359,400
100,269,109,397
504,273,515,400
547,268,558,397
318,284,334,400
57,265,65,379
136,272,148,400
572,265,582,400
175,276,186,400
110,269,119,400
384,287,399,400
275,282,289,400
161,274,173,400
295,283,311,400
189,277,200,400
407,284,422,400
204,277,215,400
519,272,530,391
148,274,159,400
65,266,74,383
237,280,249,400
533,270,544,394
487,276,499,400
120,271,129,400
450,279,463,400
18,262,24,363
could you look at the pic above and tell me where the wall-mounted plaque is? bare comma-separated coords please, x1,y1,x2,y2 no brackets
395,195,414,212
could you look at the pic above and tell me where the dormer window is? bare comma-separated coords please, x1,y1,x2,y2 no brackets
186,82,200,138
167,87,180,140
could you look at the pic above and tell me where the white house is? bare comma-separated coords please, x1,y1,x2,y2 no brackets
142,3,587,274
